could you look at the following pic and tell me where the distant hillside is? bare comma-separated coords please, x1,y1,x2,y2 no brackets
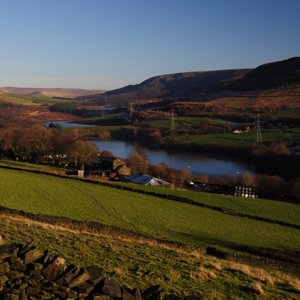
0,87,106,99
94,69,250,102
230,57,300,91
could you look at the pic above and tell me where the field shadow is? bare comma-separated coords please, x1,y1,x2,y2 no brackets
172,230,300,266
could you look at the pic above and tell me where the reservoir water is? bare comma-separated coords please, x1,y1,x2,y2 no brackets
44,121,94,128
92,140,254,176
45,120,254,176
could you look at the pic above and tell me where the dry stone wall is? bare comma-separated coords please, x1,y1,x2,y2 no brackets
0,237,202,300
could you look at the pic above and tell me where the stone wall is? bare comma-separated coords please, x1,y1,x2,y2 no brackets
0,236,201,300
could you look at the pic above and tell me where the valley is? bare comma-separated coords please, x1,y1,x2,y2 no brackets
0,57,300,299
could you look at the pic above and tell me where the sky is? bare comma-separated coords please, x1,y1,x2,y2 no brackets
0,0,299,90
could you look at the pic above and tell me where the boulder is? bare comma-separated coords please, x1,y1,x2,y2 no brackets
56,264,80,286
97,278,122,298
0,240,200,299
19,240,35,255
75,281,95,294
87,266,105,285
68,268,90,288
22,247,44,265
8,256,26,272
122,287,136,300
143,285,165,300
206,247,228,259
132,288,143,300
0,245,19,261
0,234,3,246
42,256,67,281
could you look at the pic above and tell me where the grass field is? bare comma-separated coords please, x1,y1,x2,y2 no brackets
107,182,300,227
0,159,68,174
1,159,299,227
140,116,229,130
1,215,299,299
173,129,300,148
0,93,71,106
2,159,299,227
0,167,299,252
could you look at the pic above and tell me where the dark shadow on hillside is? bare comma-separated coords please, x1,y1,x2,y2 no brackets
234,245,300,265
171,230,300,267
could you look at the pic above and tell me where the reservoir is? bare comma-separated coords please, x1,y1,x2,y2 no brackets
44,121,94,128
92,140,254,176
44,120,254,176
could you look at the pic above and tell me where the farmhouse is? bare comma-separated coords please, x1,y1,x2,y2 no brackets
232,122,254,134
89,156,131,178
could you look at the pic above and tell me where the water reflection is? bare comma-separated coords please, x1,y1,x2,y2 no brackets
92,140,254,176
44,121,93,128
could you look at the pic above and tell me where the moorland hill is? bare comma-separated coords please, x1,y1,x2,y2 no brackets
229,57,300,91
0,87,106,99
80,57,300,104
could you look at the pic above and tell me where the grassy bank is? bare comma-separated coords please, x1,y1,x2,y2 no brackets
0,159,68,174
0,168,299,251
1,214,299,299
107,182,300,227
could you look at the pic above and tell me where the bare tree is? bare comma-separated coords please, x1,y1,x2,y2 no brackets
1,127,31,160
126,149,149,174
70,139,98,167
28,125,53,163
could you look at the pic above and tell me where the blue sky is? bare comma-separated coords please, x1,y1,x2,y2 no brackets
0,0,299,90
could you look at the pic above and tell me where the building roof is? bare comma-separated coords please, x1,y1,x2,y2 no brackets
125,173,169,186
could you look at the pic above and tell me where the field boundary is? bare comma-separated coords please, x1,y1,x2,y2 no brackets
0,164,299,230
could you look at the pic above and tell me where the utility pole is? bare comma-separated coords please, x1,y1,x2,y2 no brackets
128,102,134,118
256,114,263,144
170,109,176,136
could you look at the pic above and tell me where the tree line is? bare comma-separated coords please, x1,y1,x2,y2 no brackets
0,124,299,202
0,124,98,167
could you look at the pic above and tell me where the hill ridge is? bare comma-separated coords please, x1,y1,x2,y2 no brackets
0,87,106,99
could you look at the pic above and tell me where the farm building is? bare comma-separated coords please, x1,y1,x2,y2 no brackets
125,173,170,186
89,156,131,178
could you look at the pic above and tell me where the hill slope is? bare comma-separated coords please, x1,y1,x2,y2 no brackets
230,57,300,91
0,167,299,251
0,87,106,99
83,57,300,103
2,214,300,299
96,69,250,102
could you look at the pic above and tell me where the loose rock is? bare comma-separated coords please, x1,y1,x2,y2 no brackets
0,238,197,299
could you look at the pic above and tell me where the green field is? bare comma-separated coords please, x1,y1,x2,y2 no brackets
173,129,300,148
107,182,300,227
0,159,68,174
140,116,229,130
2,215,299,299
0,93,72,106
1,158,299,227
0,168,299,251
